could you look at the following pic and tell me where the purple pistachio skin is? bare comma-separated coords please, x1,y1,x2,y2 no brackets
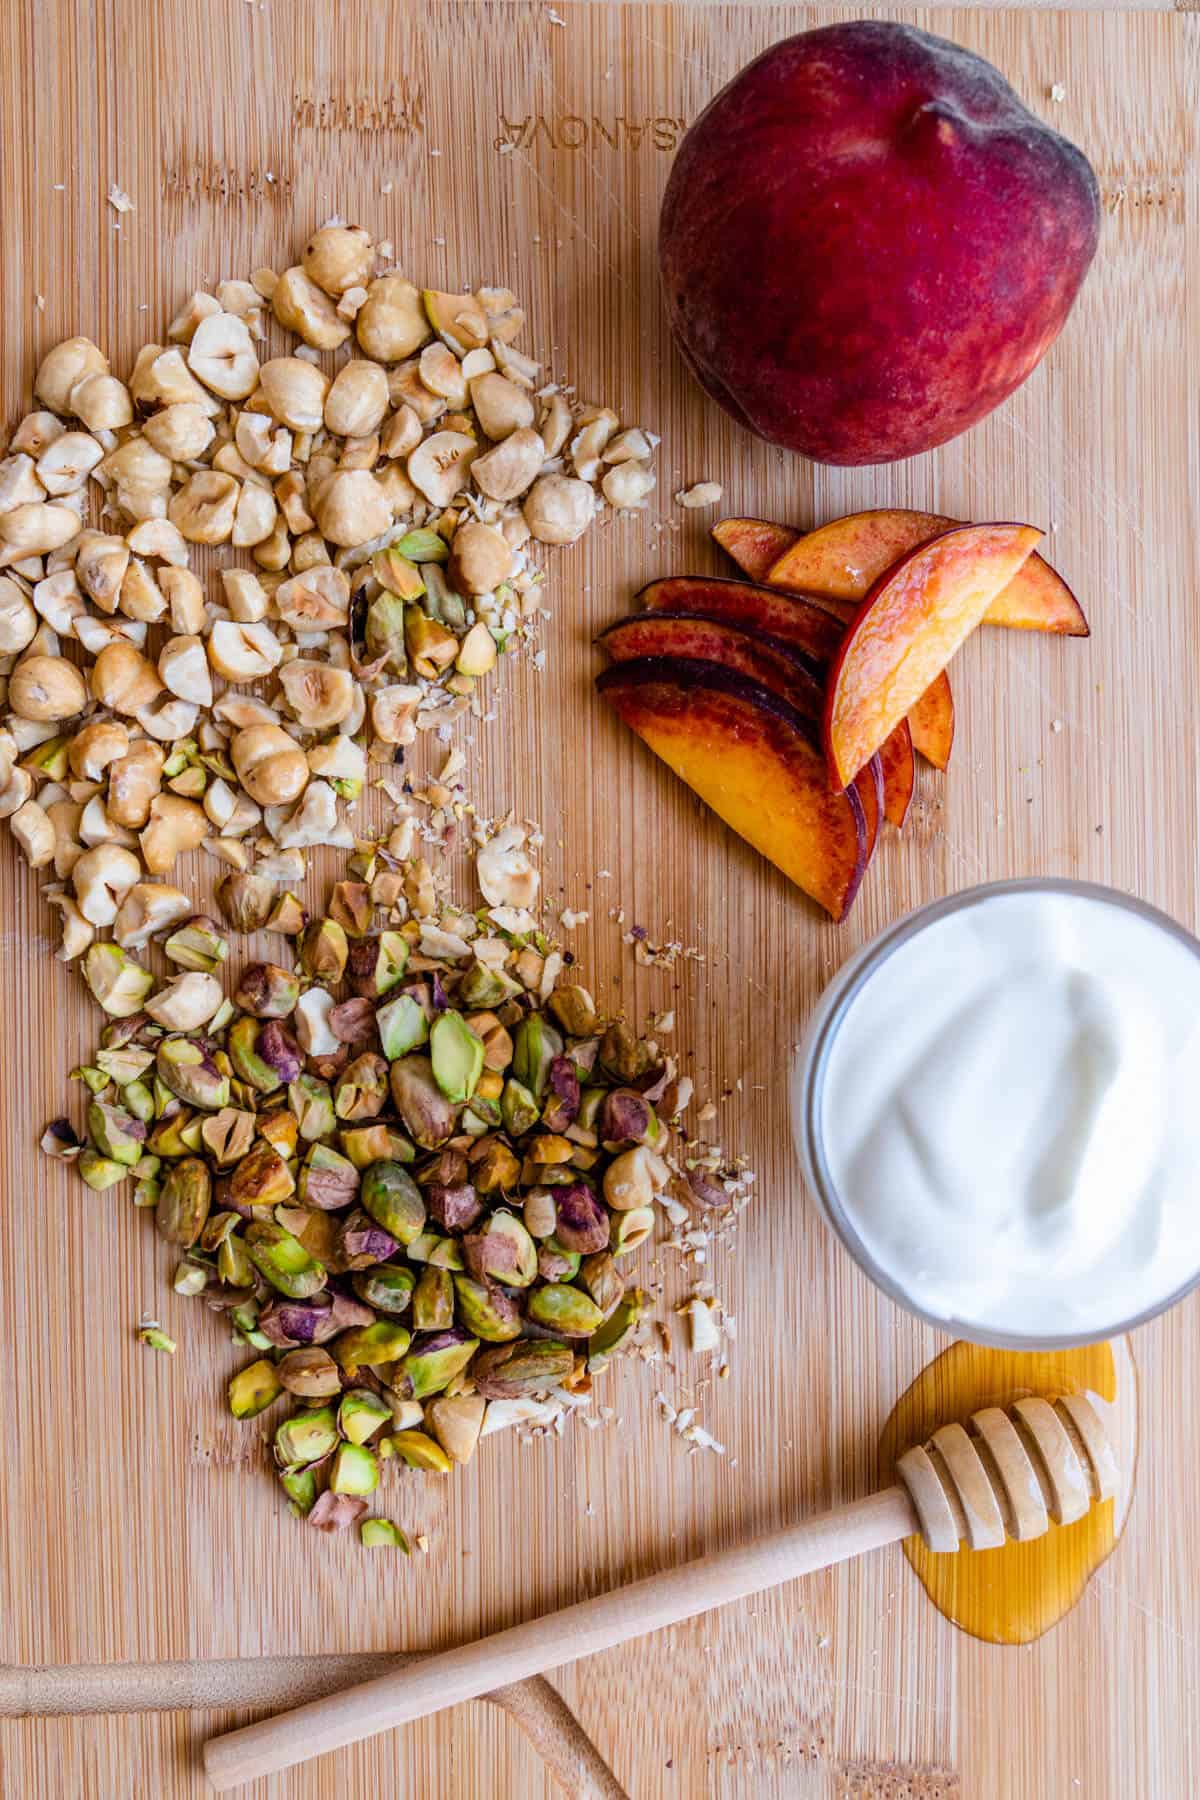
426,1182,483,1232
542,1056,581,1131
687,1168,728,1209
257,1296,334,1347
339,1211,399,1264
551,1183,611,1254
601,1088,652,1144
257,1020,304,1083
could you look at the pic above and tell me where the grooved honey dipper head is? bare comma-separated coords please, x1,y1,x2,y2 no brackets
895,1393,1119,1552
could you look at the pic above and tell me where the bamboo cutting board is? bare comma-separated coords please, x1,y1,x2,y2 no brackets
1,3,1197,1796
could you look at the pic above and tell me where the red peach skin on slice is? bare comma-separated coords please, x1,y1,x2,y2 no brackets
598,610,826,711
596,656,868,921
824,522,1043,788
708,532,956,772
640,574,845,662
634,580,914,825
766,508,1088,636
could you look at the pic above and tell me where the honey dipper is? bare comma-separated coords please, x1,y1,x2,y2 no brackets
203,1390,1124,1791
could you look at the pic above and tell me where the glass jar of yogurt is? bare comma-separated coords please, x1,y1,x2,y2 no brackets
792,879,1200,1347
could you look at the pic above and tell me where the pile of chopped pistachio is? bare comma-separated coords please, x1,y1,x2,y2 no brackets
0,218,659,965
44,841,735,1541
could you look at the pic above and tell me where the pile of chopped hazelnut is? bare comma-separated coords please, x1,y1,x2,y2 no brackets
0,220,658,966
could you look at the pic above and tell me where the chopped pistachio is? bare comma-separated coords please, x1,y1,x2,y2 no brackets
397,1327,479,1398
463,1210,536,1287
376,992,428,1061
587,1287,645,1370
82,943,155,1018
340,1122,415,1168
87,1097,147,1166
328,880,372,938
511,1015,563,1099
360,1518,410,1550
351,1260,416,1316
410,1264,453,1332
289,1073,337,1142
280,1467,318,1516
385,1429,452,1474
394,527,448,563
229,1357,284,1419
526,1283,605,1337
275,1405,339,1468
610,1205,656,1257
79,1148,128,1191
164,916,229,972
139,1326,177,1354
94,1045,155,1086
155,1156,211,1246
333,1319,411,1375
266,891,307,936
338,1388,393,1444
172,1257,208,1296
471,1340,574,1399
244,1221,326,1298
429,1011,484,1102
299,917,348,982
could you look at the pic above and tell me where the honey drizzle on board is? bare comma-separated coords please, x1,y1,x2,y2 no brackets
878,1339,1135,1644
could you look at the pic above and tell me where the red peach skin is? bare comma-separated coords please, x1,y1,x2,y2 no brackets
824,522,1042,786
596,657,869,920
640,575,845,663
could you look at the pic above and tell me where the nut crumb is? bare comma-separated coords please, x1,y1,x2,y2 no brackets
1050,82,1066,102
107,183,134,214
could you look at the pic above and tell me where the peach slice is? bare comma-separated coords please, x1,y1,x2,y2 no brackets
637,579,917,823
767,508,1088,636
876,716,915,829
600,610,883,858
709,530,958,771
596,656,868,920
598,611,824,713
710,517,801,585
639,575,844,662
824,522,1042,787
906,678,955,774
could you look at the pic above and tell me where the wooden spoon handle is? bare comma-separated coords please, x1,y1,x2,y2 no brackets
0,1656,627,1800
204,1484,917,1791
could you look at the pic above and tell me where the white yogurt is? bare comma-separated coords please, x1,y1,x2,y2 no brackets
796,885,1200,1340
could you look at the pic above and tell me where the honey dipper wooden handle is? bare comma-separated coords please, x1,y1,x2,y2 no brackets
203,1485,918,1791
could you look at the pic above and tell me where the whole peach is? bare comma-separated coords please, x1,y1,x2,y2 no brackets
659,22,1100,465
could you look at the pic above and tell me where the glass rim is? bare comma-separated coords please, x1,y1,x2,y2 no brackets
796,876,1200,1350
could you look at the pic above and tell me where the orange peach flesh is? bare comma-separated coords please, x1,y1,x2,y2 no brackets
824,523,1042,787
599,663,867,920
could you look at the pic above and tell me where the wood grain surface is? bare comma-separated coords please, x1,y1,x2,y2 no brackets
1,4,1197,1797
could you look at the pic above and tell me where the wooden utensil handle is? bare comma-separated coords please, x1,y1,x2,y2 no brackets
204,1483,918,1791
0,1657,627,1800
